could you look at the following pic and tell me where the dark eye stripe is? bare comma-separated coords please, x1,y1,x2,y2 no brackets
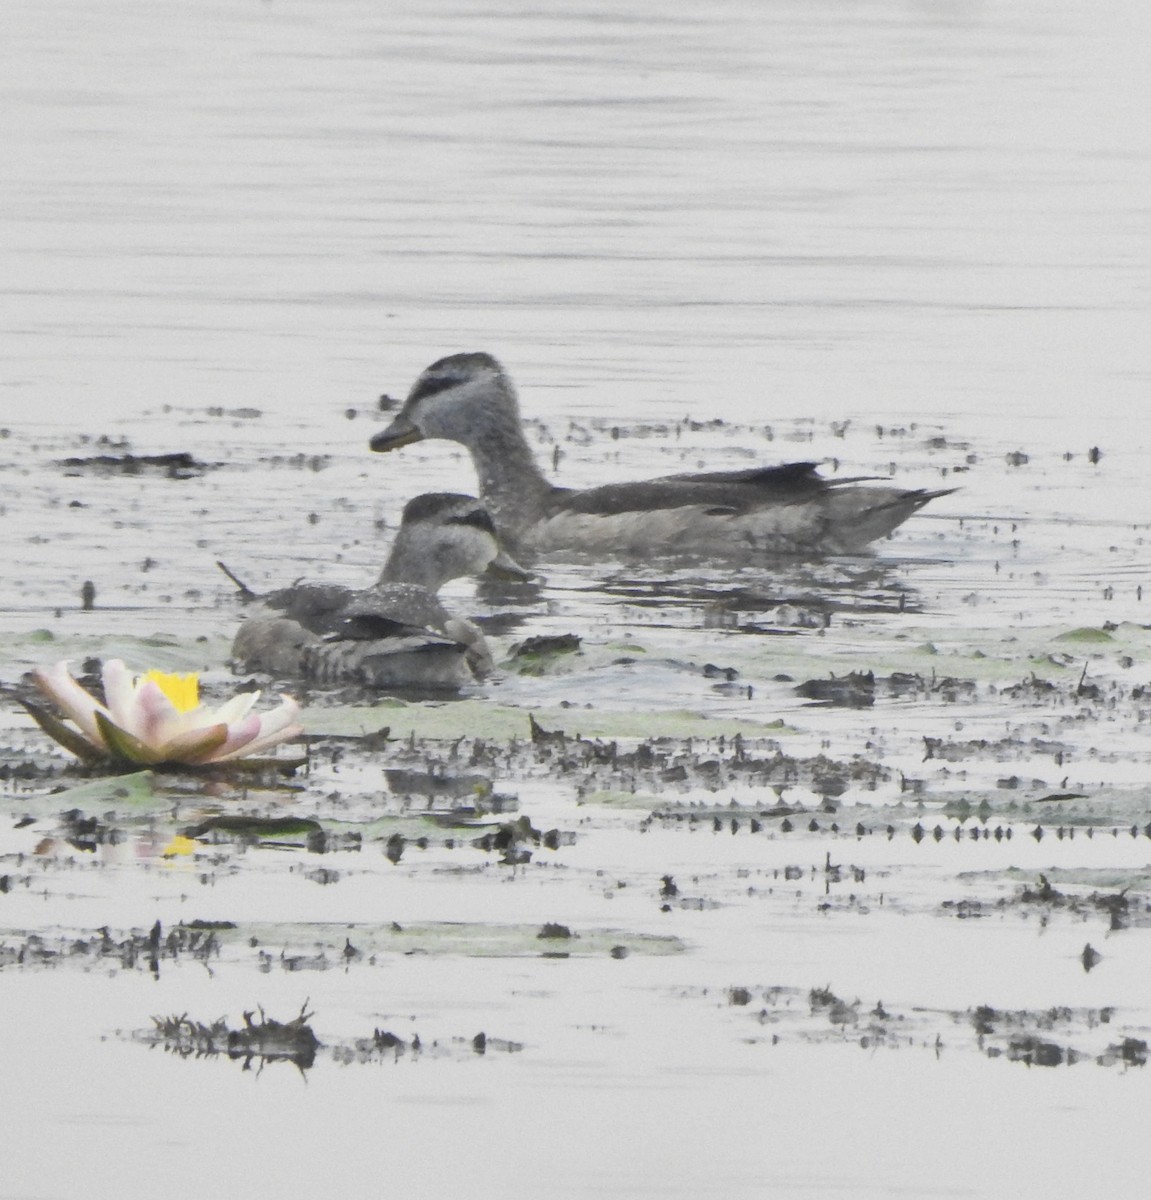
400,492,494,533
447,509,496,536
408,374,460,404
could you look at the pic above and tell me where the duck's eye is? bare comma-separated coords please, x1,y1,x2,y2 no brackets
409,373,461,404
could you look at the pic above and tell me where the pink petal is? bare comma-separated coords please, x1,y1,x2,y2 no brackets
211,696,303,761
157,723,230,765
134,679,182,746
209,691,260,726
262,693,301,731
32,661,107,748
101,660,139,734
202,712,264,761
212,722,305,761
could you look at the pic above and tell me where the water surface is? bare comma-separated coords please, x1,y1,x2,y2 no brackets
3,2,1151,1198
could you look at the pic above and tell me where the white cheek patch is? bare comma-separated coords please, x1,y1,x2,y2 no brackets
411,389,442,435
425,526,494,578
415,382,472,439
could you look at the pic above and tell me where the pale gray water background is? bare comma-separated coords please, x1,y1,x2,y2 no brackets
3,1,1151,1197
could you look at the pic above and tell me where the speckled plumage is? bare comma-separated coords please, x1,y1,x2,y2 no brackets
230,493,525,690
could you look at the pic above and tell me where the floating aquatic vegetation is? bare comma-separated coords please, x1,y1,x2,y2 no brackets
148,1005,320,1069
794,669,978,708
54,450,210,478
707,983,1149,1067
506,633,583,674
0,919,229,977
25,659,304,768
182,814,326,846
140,1005,522,1072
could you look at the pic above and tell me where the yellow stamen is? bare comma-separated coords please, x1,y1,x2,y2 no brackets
142,670,200,713
161,834,199,858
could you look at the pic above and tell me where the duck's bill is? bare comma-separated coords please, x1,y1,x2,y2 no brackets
484,549,534,582
370,418,424,452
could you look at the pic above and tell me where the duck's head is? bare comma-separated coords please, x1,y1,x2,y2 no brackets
382,491,531,591
370,352,513,453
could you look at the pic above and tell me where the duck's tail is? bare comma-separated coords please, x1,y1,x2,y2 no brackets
822,484,959,554
217,560,258,601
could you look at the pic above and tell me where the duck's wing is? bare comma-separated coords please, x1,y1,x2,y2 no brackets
547,462,829,517
262,582,358,633
303,622,471,691
323,613,454,643
336,582,453,634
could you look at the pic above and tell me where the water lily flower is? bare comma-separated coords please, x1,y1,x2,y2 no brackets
27,659,304,767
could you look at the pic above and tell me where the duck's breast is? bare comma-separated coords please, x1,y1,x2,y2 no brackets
231,613,323,676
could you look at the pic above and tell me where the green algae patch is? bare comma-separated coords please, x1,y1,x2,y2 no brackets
301,699,788,742
0,919,685,974
581,789,665,810
240,919,686,960
300,707,404,738
6,628,236,676
935,785,1151,825
958,866,1151,890
733,619,1148,690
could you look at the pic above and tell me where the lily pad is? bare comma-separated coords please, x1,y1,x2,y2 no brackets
185,814,324,842
1054,627,1115,644
32,770,158,809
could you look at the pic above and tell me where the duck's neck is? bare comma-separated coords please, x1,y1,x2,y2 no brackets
467,409,553,543
379,534,442,590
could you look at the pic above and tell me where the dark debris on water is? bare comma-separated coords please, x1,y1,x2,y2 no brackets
140,1004,522,1072
149,1004,320,1068
717,984,1148,1067
941,874,1142,932
795,670,977,708
55,450,211,478
0,919,230,978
